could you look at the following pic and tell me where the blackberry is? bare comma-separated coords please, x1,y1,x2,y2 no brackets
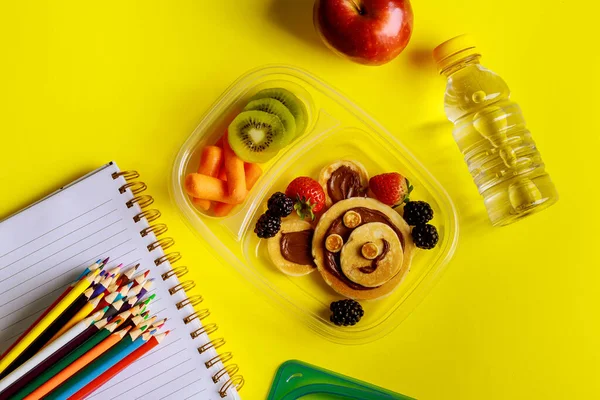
254,213,281,239
412,224,439,250
267,192,294,218
403,201,434,226
330,299,364,326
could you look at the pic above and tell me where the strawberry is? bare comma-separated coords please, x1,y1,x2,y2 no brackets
285,177,326,220
369,173,413,206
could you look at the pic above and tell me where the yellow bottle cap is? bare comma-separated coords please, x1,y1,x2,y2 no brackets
433,34,480,73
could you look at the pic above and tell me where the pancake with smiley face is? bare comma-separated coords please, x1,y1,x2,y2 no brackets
312,197,415,300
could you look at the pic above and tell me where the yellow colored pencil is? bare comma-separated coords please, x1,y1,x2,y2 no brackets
47,293,105,344
0,270,99,375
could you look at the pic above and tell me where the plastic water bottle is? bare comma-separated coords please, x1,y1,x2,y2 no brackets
433,35,558,226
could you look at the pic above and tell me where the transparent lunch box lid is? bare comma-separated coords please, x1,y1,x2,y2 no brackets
170,65,459,344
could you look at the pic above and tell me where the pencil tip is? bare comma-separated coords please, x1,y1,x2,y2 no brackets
92,294,104,305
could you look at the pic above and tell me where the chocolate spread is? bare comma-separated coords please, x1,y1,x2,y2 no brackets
359,239,390,274
327,166,365,203
323,208,404,290
281,230,315,267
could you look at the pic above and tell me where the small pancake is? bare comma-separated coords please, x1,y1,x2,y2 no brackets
318,160,369,207
268,219,316,276
313,197,415,300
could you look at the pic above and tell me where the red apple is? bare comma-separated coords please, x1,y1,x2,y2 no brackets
314,0,414,66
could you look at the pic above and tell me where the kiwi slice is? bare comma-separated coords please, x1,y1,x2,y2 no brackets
249,88,308,138
228,110,286,163
244,98,296,145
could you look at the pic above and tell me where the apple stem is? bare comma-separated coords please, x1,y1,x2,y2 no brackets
348,0,366,15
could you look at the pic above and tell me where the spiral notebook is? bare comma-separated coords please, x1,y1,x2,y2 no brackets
0,162,243,399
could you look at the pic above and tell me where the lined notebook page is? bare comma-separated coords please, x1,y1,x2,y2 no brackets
0,162,239,400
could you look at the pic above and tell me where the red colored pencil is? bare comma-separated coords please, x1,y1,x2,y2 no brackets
114,264,140,287
68,331,169,400
131,270,150,287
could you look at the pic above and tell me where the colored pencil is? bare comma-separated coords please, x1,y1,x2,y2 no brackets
46,294,105,345
126,280,144,298
0,289,70,361
131,270,150,287
120,295,140,313
128,304,142,316
106,263,122,278
89,260,110,285
137,279,154,299
102,299,124,320
111,310,132,327
1,308,110,399
112,305,140,326
23,327,132,400
94,290,120,312
120,313,147,331
75,259,104,281
96,280,131,311
115,282,134,301
12,320,124,400
0,260,103,360
136,293,156,311
114,263,140,287
0,270,99,376
69,331,169,400
0,311,104,398
90,276,112,299
102,283,118,297
109,264,123,278
3,285,98,376
150,318,167,330
138,315,157,331
42,329,149,400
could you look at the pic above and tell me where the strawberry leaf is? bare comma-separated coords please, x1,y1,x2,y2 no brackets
403,178,414,204
294,195,316,221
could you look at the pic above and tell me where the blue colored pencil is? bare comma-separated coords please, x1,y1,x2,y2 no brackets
44,330,149,399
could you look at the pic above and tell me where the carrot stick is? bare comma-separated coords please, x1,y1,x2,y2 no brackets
192,198,212,210
193,146,223,210
217,166,227,181
184,173,243,204
222,133,247,203
213,163,263,217
199,146,223,178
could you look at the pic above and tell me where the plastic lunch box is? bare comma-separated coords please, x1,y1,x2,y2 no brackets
170,65,459,344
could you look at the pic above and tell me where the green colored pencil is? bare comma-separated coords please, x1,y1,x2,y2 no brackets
11,319,123,400
45,329,149,399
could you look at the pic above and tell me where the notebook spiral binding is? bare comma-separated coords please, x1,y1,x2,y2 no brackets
112,170,244,398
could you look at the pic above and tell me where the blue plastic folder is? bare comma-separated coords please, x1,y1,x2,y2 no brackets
268,360,414,400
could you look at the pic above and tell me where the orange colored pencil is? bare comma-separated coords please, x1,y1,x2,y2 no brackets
22,328,131,399
68,332,169,400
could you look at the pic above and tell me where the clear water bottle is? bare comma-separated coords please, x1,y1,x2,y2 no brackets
433,35,558,226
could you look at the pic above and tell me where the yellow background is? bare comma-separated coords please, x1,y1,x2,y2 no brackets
1,1,598,399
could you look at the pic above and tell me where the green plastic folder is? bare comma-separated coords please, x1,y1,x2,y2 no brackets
268,360,415,400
